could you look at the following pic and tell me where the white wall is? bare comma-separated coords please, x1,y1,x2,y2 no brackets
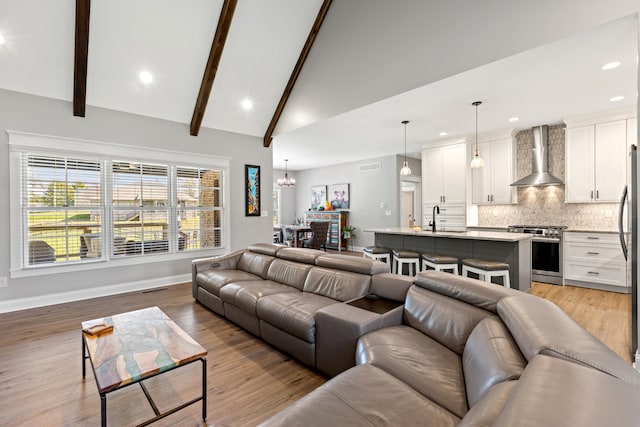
0,89,273,308
293,155,421,249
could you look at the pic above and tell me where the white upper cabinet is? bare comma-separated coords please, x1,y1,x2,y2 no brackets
471,138,514,205
566,119,628,203
422,143,466,204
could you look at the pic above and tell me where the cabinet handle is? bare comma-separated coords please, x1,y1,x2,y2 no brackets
443,196,446,203
590,190,594,200
587,237,600,240
587,252,600,255
491,194,494,202
487,195,490,202
441,219,447,222
587,271,600,275
596,190,599,199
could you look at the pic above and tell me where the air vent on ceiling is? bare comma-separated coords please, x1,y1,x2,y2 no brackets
359,162,381,173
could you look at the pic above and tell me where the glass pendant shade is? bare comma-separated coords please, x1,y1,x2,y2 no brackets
278,160,296,187
470,150,485,168
400,161,412,176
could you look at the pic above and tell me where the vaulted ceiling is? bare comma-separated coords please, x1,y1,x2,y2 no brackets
0,0,326,141
0,1,638,171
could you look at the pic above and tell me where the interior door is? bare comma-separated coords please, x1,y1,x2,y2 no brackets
401,190,414,227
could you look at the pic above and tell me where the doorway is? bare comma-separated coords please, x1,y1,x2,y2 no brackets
400,179,422,228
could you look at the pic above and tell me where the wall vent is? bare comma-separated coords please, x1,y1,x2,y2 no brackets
359,162,381,173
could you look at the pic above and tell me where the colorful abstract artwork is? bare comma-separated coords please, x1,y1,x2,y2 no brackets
245,164,260,216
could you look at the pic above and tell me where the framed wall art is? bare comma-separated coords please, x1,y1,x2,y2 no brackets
310,185,327,210
245,164,261,216
329,183,350,209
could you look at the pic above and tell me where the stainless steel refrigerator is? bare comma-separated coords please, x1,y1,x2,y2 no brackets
619,144,638,366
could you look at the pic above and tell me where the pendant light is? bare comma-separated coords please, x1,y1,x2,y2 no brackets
400,120,412,176
470,101,484,168
277,159,296,187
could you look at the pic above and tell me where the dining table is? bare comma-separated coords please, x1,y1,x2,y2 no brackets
279,224,312,247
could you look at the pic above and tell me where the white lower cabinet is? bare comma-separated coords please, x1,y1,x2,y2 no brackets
563,232,627,289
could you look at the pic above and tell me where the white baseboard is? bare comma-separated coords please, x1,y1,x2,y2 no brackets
0,273,191,314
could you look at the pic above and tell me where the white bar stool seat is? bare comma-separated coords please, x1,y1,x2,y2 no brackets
392,249,420,276
461,258,510,288
421,253,459,275
362,246,391,264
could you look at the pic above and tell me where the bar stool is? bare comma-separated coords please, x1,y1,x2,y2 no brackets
421,253,459,275
362,246,391,264
461,258,510,288
392,249,420,276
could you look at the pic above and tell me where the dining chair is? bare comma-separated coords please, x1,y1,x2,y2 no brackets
301,222,329,251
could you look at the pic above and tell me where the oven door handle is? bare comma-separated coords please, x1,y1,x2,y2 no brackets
532,237,561,243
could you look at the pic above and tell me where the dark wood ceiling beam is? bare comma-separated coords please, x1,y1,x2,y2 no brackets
263,0,332,147
73,0,90,117
190,0,238,136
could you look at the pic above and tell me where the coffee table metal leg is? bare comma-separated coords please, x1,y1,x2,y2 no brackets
101,394,107,427
82,334,86,378
202,357,207,421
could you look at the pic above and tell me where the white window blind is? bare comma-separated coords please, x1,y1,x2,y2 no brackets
23,154,103,265
176,167,224,250
112,161,170,256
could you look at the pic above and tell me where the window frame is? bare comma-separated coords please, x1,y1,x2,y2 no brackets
8,131,230,278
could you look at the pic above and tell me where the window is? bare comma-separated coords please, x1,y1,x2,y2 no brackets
9,132,230,276
23,155,103,265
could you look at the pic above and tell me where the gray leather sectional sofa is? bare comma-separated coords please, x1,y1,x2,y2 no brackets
192,243,640,426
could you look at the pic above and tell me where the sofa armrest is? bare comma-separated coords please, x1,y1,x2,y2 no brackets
315,302,402,377
191,250,245,298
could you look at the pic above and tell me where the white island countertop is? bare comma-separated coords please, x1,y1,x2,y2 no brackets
365,227,533,242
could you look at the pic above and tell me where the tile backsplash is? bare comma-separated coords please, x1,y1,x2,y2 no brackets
478,124,620,230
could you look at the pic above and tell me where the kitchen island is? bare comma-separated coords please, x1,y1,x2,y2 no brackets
366,227,532,292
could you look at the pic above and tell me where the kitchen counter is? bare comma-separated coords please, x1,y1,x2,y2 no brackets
365,227,531,242
367,228,532,292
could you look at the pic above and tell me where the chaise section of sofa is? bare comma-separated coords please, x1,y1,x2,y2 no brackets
261,270,640,427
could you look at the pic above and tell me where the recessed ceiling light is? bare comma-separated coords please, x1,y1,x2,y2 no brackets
439,131,447,136
0,34,5,45
601,61,621,70
139,70,153,84
509,117,519,122
241,99,253,110
610,95,624,102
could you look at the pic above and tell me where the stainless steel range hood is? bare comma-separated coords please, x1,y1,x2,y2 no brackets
510,125,563,187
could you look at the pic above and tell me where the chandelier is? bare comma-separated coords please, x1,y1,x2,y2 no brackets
278,159,296,187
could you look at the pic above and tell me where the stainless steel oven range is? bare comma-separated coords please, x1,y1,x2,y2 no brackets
507,225,567,285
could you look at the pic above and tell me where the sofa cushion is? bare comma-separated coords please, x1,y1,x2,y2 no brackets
197,270,262,296
498,295,640,386
237,252,275,279
219,280,300,315
266,259,312,291
458,381,518,427
493,355,640,427
414,270,523,314
258,364,460,427
315,254,389,275
303,267,370,302
404,285,491,355
356,325,468,418
462,317,526,406
256,292,338,343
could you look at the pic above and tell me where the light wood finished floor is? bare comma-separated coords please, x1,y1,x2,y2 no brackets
0,279,632,426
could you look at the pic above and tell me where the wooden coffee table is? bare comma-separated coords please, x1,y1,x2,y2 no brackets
82,306,207,426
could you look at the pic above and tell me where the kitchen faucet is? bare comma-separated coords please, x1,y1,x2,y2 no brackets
429,205,440,232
